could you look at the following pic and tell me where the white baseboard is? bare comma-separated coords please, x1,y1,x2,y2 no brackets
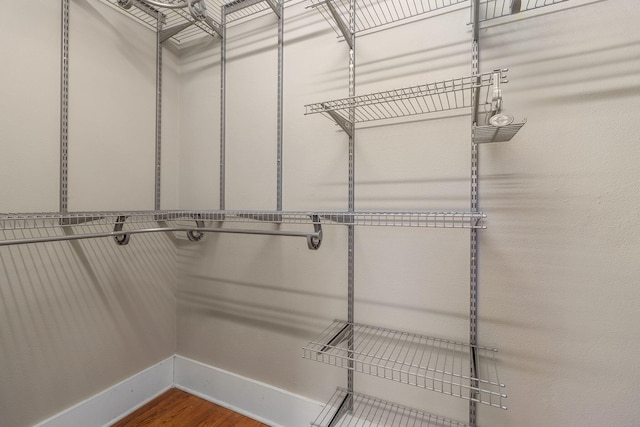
34,355,322,427
174,355,324,427
34,356,174,427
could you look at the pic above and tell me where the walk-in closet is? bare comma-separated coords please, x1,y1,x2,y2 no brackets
1,1,639,426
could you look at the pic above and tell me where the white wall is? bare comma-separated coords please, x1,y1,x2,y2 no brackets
177,1,640,426
2,0,639,426
0,1,180,426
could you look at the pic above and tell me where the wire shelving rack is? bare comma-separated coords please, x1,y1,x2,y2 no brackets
100,0,285,45
312,388,470,427
308,0,467,37
305,71,504,126
304,320,507,409
477,0,568,22
0,210,485,247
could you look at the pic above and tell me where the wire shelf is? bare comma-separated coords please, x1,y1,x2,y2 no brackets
320,211,485,228
305,71,505,126
472,120,526,143
477,0,569,22
0,210,485,232
304,320,507,409
0,210,484,247
312,388,469,427
100,0,283,45
308,0,466,37
224,0,276,22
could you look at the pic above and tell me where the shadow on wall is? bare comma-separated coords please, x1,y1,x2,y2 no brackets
0,228,177,427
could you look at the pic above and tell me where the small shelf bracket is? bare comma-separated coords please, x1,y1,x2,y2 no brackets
186,215,206,241
307,215,323,250
323,104,353,137
264,0,281,18
323,0,353,49
160,21,194,42
113,215,131,246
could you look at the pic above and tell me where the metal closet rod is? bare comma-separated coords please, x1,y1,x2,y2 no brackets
0,223,323,250
0,211,322,250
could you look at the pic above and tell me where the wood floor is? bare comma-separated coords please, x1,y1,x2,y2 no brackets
111,388,269,427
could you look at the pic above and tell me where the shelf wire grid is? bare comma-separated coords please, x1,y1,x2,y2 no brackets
100,0,219,43
100,0,284,45
0,210,485,232
472,120,526,143
477,0,568,22
0,210,485,246
304,320,507,409
312,387,469,427
224,0,275,22
309,0,466,37
305,71,504,125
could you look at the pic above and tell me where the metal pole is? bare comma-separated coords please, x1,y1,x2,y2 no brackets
155,12,164,210
60,0,70,213
347,0,356,403
470,0,480,426
220,7,227,210
276,0,284,211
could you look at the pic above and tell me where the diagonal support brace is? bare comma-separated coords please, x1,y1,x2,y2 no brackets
307,215,323,250
264,0,281,18
324,0,353,49
323,104,353,137
160,21,193,42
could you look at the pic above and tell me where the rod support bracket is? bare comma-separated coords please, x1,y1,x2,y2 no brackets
187,218,205,241
307,215,323,250
113,215,131,246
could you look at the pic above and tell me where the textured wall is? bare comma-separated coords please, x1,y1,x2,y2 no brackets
0,1,179,426
177,0,640,426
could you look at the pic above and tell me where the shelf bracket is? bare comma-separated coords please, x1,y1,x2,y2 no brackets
307,215,323,250
327,393,351,427
318,322,350,354
159,21,194,42
113,215,131,246
264,0,281,18
203,16,224,38
186,215,206,241
323,0,353,49
323,104,353,137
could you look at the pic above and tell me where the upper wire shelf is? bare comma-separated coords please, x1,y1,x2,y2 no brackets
477,0,569,22
312,387,469,427
0,210,485,232
305,70,505,127
304,320,507,409
308,0,466,38
0,210,482,248
101,0,283,45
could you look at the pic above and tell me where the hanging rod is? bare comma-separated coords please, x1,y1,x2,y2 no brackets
0,210,485,233
0,224,323,250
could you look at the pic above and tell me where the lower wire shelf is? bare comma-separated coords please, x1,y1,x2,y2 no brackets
304,320,507,409
312,388,468,427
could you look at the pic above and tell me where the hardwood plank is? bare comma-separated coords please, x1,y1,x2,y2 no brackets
111,388,268,427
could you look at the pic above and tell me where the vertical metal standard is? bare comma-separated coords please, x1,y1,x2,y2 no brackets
347,0,356,405
469,0,480,426
276,0,284,211
220,6,227,210
155,12,164,211
60,0,70,213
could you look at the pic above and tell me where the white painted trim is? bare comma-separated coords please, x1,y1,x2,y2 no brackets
174,355,324,427
34,357,174,427
33,355,322,427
